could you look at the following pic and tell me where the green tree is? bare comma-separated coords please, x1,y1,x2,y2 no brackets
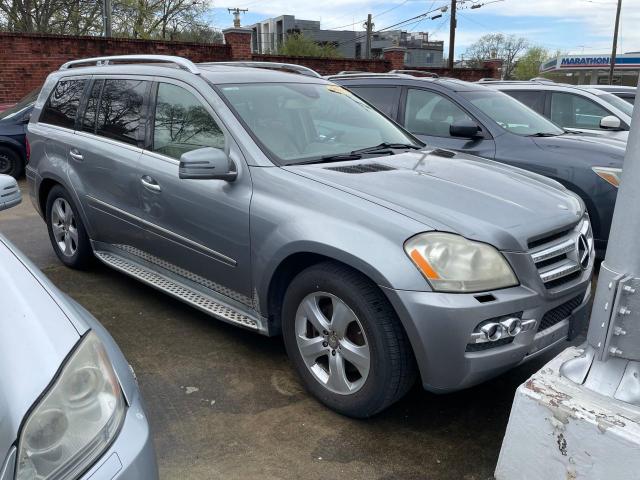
514,46,551,80
277,33,342,58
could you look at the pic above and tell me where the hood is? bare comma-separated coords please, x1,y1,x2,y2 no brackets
0,236,82,464
532,134,626,166
285,149,584,251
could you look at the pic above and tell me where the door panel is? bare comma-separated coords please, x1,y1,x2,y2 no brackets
401,87,496,158
135,80,253,306
67,77,152,248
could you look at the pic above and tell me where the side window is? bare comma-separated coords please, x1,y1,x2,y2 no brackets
506,90,545,115
404,88,472,137
152,82,225,160
81,80,103,133
349,86,399,117
40,79,86,129
551,93,612,129
96,79,149,146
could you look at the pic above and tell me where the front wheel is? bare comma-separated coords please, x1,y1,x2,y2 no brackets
282,262,416,418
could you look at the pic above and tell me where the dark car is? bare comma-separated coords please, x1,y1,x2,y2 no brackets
330,74,624,258
0,88,39,178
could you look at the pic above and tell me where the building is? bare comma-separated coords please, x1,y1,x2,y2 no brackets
249,15,358,58
249,15,444,68
540,52,640,86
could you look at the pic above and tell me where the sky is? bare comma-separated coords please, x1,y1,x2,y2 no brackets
209,0,639,59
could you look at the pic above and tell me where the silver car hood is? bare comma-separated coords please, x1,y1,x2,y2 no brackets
0,236,83,465
286,149,584,251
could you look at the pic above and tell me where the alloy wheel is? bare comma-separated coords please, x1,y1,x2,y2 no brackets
294,292,370,395
50,198,78,257
0,153,9,174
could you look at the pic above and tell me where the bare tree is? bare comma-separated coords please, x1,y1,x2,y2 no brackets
465,33,529,80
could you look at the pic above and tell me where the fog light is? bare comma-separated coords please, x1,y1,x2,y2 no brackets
501,318,522,337
481,322,504,341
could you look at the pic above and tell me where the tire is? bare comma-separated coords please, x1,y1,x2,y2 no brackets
282,261,416,418
46,185,93,269
0,145,24,179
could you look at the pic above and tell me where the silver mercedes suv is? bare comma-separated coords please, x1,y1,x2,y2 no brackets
27,55,594,417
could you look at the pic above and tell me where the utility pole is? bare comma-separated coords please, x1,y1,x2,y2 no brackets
608,0,622,85
102,0,112,37
364,14,373,60
448,0,457,70
228,8,248,28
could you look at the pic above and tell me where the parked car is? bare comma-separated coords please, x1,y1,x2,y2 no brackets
0,174,158,479
481,81,632,140
0,87,39,178
28,55,594,417
331,73,624,258
580,85,636,105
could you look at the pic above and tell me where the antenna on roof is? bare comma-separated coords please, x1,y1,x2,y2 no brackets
228,7,248,28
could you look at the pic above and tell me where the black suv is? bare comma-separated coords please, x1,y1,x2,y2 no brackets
330,73,624,258
0,88,39,178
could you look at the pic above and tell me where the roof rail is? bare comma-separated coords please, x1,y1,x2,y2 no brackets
59,55,200,74
201,61,322,78
389,69,439,78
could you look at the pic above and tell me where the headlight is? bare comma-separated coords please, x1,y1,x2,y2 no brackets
16,331,125,480
404,232,518,292
592,166,622,188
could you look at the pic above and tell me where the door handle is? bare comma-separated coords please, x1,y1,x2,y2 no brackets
141,175,161,192
69,149,83,161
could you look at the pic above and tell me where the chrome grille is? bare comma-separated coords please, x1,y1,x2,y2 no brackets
529,218,593,289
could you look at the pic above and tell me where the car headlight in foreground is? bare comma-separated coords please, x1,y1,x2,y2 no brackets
16,331,125,480
405,232,518,293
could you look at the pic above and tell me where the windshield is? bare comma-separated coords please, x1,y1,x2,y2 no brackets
461,90,565,136
218,83,421,165
0,87,40,121
600,93,634,117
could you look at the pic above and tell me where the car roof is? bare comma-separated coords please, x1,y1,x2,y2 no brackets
482,81,609,95
329,74,486,92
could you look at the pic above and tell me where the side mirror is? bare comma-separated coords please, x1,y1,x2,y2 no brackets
450,120,482,138
179,147,237,181
600,115,621,130
0,174,21,211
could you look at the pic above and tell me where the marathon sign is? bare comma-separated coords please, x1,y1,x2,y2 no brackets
560,56,611,68
541,54,640,72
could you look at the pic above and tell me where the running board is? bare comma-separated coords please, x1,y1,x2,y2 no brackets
94,250,263,332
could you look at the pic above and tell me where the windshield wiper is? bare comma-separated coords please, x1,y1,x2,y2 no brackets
527,132,560,137
351,142,422,155
294,153,363,165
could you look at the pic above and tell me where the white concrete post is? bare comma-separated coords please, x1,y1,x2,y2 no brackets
496,78,640,479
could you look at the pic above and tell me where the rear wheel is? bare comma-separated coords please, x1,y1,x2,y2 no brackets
0,146,23,179
46,185,93,269
282,261,416,418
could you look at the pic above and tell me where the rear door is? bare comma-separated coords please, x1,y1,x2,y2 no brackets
69,76,152,248
346,86,401,120
133,79,254,308
399,87,496,157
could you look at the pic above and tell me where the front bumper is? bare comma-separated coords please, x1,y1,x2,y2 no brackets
383,275,592,393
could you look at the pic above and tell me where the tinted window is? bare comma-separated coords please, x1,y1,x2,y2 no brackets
96,79,149,146
40,80,86,129
404,88,471,137
506,90,545,115
153,83,225,160
81,80,103,133
349,86,399,117
550,93,612,129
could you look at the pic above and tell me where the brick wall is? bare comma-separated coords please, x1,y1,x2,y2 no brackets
252,54,390,76
0,33,231,103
